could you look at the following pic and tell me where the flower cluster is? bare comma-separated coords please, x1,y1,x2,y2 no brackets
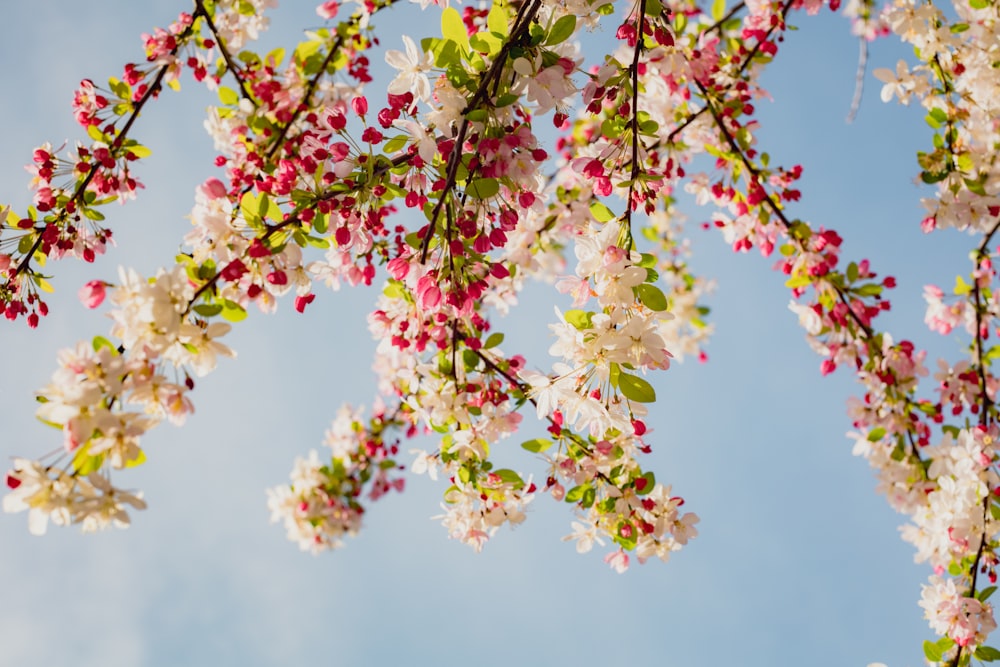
268,404,406,552
6,0,1000,660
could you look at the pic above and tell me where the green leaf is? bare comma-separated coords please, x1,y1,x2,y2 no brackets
124,449,147,468
581,486,596,508
921,169,949,184
563,309,592,330
635,471,655,495
383,135,408,154
545,15,576,45
218,86,239,106
193,303,223,317
72,448,104,476
18,234,35,255
469,32,502,56
240,191,261,225
979,586,998,602
493,468,525,486
846,262,859,283
711,0,726,20
487,1,508,35
785,274,811,288
257,193,276,221
441,7,470,52
484,332,504,349
565,484,588,503
923,640,944,662
590,201,616,222
312,212,328,235
955,275,972,295
521,438,554,453
92,336,117,354
976,646,1000,662
221,299,248,322
855,284,883,297
266,47,286,67
867,427,886,442
619,373,656,403
925,107,948,129
636,283,668,312
295,39,323,64
126,143,152,159
467,178,500,199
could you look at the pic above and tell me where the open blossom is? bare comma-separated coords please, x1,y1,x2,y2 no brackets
921,575,997,648
3,459,73,535
385,35,432,102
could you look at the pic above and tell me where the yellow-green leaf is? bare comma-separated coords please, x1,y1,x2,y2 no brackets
488,1,508,35
441,7,470,52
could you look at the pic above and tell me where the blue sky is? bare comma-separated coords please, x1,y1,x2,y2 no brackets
0,2,979,665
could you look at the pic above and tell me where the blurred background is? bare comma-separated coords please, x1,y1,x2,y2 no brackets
0,2,974,665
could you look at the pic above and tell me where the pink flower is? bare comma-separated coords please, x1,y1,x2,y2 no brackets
316,1,339,19
198,177,227,200
604,549,630,573
78,280,107,309
351,96,368,117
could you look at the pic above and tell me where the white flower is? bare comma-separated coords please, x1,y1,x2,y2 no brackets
562,520,604,554
385,36,433,102
393,119,437,164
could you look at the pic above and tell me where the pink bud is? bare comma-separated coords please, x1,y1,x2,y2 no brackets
5,472,21,489
78,280,107,309
316,0,339,19
199,177,228,199
294,293,316,313
351,96,368,116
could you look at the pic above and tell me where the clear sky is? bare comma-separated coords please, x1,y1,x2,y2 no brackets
0,2,978,666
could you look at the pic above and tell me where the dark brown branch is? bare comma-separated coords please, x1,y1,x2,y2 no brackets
9,7,206,283
196,0,254,101
418,0,543,263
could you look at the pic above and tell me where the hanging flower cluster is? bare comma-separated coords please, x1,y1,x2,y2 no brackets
4,0,1000,662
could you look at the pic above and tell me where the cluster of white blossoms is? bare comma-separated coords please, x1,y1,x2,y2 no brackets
531,221,673,435
267,450,365,553
4,263,236,533
210,0,278,50
434,472,535,553
3,458,147,536
110,266,233,375
903,430,998,569
922,575,998,649
875,0,1000,233
268,404,407,553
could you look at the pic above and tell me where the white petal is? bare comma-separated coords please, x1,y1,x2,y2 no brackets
27,508,49,536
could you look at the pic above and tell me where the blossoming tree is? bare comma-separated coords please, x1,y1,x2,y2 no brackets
1,0,998,663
